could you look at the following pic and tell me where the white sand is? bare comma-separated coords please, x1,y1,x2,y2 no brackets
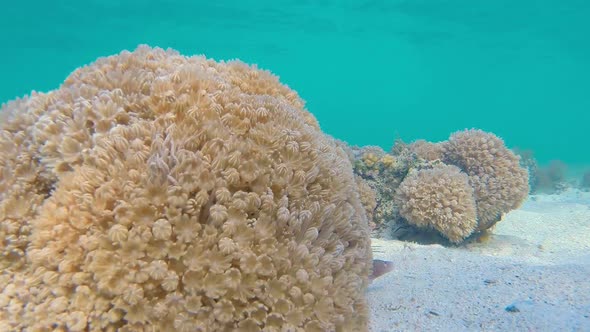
368,189,590,331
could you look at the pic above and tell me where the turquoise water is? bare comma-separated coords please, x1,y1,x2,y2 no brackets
1,0,588,166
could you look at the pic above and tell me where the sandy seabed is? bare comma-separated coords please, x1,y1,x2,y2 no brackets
368,189,590,331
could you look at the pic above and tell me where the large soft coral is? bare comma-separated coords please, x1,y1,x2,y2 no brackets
0,45,372,331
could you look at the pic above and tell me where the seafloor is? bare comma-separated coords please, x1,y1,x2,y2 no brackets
368,189,590,331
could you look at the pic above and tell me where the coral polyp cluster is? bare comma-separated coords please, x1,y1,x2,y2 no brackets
349,130,529,244
395,164,478,243
442,129,530,231
395,129,530,243
0,45,372,331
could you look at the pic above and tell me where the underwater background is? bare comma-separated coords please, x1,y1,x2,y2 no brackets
1,0,588,168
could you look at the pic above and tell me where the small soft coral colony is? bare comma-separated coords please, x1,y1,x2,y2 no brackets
0,45,373,331
395,164,477,244
442,129,530,232
396,129,530,243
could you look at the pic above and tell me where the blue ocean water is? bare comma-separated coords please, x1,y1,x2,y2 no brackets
1,0,588,167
